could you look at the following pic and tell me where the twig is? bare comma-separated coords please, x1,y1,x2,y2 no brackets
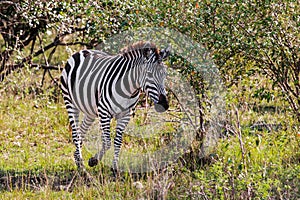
167,87,198,131
65,172,78,192
0,1,15,5
32,63,60,70
37,33,49,87
235,106,247,175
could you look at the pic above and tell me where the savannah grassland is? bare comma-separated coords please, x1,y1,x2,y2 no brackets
0,1,300,199
0,52,299,200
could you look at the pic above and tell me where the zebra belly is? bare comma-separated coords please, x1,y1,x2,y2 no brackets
71,90,98,117
110,95,139,119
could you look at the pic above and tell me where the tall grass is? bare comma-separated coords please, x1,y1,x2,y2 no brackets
0,63,299,199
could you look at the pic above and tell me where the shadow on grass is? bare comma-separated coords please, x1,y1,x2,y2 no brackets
0,162,120,192
0,164,158,192
0,151,213,193
0,168,77,192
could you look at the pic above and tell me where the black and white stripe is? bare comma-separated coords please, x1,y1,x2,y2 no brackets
60,42,170,172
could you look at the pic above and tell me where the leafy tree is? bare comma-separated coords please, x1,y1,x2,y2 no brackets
208,1,300,122
1,0,299,122
0,0,95,81
154,1,299,122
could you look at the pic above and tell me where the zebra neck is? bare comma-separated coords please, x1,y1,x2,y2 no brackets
127,54,145,92
111,55,143,99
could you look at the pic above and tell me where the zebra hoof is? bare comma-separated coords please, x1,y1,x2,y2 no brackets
88,157,98,167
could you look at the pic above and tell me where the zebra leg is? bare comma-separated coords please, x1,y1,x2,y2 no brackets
88,115,112,167
79,115,95,142
112,113,131,175
64,105,84,169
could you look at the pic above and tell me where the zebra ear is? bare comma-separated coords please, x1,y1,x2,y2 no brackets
160,45,171,60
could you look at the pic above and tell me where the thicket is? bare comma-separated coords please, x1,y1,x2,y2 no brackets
1,0,299,122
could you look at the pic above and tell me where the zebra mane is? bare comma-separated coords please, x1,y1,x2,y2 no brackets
120,41,158,55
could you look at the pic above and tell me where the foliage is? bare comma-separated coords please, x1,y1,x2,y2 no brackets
0,0,299,199
1,0,299,121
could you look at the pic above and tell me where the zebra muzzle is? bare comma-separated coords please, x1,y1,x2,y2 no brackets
154,94,169,113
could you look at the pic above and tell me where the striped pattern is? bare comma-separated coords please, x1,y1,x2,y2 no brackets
60,42,170,171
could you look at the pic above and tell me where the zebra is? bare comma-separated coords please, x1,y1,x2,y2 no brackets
60,41,170,173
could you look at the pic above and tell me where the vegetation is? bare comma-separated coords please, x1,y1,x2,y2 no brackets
0,0,299,199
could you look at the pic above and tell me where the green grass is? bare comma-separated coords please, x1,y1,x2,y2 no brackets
0,67,299,199
0,95,74,172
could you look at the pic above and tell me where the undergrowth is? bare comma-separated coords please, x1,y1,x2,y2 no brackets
0,65,299,199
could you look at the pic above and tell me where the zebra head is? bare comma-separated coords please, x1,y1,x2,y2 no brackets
141,44,171,113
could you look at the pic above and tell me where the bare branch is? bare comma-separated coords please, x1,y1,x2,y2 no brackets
31,63,61,70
